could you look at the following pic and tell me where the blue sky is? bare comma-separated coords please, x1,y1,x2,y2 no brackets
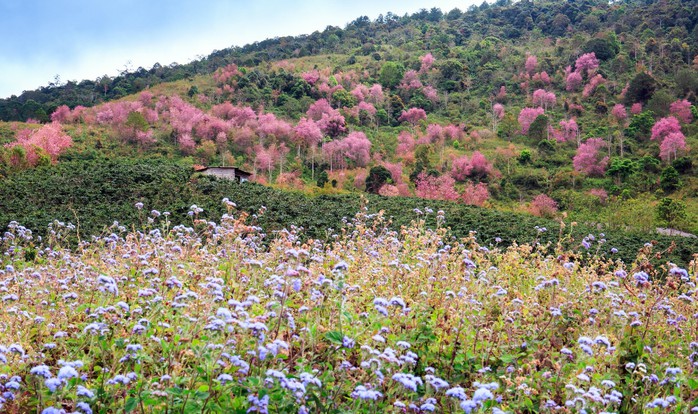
0,0,479,99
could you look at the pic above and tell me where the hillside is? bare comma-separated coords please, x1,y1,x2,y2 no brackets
1,0,697,242
2,2,698,412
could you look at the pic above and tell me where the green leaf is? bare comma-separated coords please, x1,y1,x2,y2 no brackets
688,378,698,390
324,330,344,344
124,397,138,413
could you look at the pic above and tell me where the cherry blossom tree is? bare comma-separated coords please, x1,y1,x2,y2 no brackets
451,151,494,181
651,116,682,142
573,138,609,176
611,104,628,156
367,84,384,105
317,112,347,138
257,113,292,143
532,89,556,111
669,99,693,124
399,108,427,127
399,70,423,90
341,131,372,167
529,194,558,218
306,99,335,121
213,64,240,85
611,104,628,124
350,84,369,102
558,118,580,145
566,71,583,92
396,131,416,161
575,52,599,75
415,172,459,201
461,182,489,207
422,86,439,104
293,117,323,156
582,74,605,98
630,103,643,115
492,103,505,131
659,132,687,162
518,107,545,135
419,53,435,73
525,55,538,75
50,105,72,123
300,70,321,85
6,122,73,166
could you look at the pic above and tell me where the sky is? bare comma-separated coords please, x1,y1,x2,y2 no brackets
0,0,481,99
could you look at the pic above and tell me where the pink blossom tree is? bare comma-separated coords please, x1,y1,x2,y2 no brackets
565,71,583,92
573,138,609,176
382,162,403,184
300,70,321,85
492,103,505,131
257,113,293,143
575,52,599,75
213,64,240,85
6,122,73,166
461,182,489,207
367,84,384,105
582,74,605,98
558,118,580,145
669,99,693,124
350,84,369,102
451,151,494,181
293,117,323,156
651,116,682,142
518,107,545,135
317,112,347,138
399,70,423,90
341,131,372,167
451,155,473,181
532,89,556,111
399,108,427,127
396,131,416,161
611,104,628,124
422,86,439,104
525,55,538,75
419,53,435,73
611,104,629,156
306,99,335,121
630,103,643,115
415,172,459,201
51,105,72,123
659,132,687,162
529,194,558,218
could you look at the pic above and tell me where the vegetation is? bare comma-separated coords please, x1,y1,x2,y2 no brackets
0,201,696,412
0,1,697,412
0,159,696,267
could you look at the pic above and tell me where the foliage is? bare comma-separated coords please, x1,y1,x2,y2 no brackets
0,201,696,412
1,159,696,266
655,197,687,228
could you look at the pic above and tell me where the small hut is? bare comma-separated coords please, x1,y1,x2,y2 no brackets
195,166,251,183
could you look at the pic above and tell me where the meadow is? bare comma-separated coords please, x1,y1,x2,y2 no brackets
0,200,695,413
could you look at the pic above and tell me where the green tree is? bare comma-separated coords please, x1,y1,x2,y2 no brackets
660,166,680,192
528,115,549,142
379,61,405,89
625,110,655,141
624,72,656,104
655,197,686,229
583,38,618,61
365,166,392,194
606,158,638,185
316,170,329,188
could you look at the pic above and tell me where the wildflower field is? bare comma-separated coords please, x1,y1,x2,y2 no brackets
0,201,697,413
